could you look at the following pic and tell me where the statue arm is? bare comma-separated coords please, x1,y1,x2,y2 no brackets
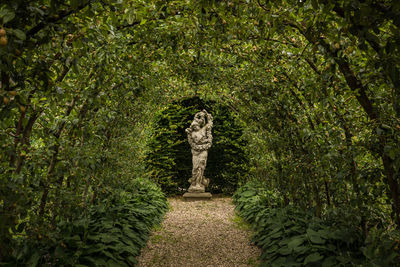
205,126,213,145
207,113,213,128
202,110,213,128
203,111,213,146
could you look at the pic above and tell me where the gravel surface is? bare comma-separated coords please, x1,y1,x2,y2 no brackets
136,197,260,267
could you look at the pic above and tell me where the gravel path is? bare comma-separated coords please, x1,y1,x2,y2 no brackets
136,197,260,267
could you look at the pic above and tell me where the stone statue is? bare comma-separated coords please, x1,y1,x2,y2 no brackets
185,109,213,193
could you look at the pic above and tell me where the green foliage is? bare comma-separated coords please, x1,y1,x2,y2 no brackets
0,0,165,260
9,178,168,266
146,96,249,195
0,0,400,264
234,181,400,266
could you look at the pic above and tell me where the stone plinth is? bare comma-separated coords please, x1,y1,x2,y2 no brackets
183,192,212,201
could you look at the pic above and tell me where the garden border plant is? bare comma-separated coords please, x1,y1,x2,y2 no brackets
10,178,168,266
233,180,400,266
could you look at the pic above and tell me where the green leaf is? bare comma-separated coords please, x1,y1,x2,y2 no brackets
100,233,120,243
16,221,26,233
307,229,325,244
293,245,310,254
322,256,337,267
81,256,107,266
288,236,305,249
107,259,129,267
278,246,291,255
27,251,40,267
2,10,15,24
13,29,26,40
304,252,323,264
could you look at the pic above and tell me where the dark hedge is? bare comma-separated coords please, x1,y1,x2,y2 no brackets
146,96,249,195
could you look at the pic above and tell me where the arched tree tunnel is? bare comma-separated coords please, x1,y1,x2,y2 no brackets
1,0,400,265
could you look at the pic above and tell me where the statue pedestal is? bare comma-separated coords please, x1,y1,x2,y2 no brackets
183,192,212,201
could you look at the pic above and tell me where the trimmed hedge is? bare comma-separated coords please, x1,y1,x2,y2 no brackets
146,96,249,195
233,181,400,266
11,178,168,266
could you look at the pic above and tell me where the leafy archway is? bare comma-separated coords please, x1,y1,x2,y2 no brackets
1,0,400,264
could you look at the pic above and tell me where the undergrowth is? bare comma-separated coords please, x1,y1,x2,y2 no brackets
233,180,400,267
10,178,168,266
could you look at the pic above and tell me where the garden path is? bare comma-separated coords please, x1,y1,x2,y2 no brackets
136,197,260,267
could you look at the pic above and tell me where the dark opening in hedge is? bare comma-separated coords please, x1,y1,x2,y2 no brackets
146,96,249,195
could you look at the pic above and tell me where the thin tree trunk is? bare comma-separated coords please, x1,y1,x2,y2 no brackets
38,99,76,216
15,112,39,174
382,155,400,225
287,20,400,226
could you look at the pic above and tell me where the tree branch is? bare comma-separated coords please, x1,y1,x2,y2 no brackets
27,2,90,40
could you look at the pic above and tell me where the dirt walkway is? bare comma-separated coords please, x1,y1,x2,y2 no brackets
136,197,260,267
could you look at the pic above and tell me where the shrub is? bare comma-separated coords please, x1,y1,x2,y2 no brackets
233,181,400,266
10,178,168,266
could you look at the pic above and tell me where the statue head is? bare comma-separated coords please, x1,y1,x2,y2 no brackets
194,110,206,127
191,120,201,131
